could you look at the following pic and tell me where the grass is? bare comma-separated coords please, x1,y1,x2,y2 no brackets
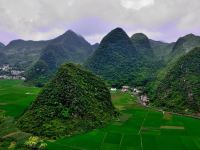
0,80,40,149
0,80,200,149
0,80,40,117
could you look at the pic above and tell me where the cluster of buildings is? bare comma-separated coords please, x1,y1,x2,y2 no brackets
0,64,10,71
0,64,26,80
110,85,149,106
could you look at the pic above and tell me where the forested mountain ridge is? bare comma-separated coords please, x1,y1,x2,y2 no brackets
0,42,5,49
1,39,50,69
130,33,165,87
149,40,174,61
146,34,200,99
0,42,6,64
25,30,94,86
85,28,164,87
131,33,154,58
0,30,94,70
153,47,200,113
85,28,138,87
169,34,200,60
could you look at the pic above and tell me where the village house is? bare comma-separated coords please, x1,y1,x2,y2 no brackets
140,95,149,106
133,88,141,94
0,75,26,80
110,88,117,91
11,70,24,76
121,86,129,92
0,64,11,71
0,64,26,81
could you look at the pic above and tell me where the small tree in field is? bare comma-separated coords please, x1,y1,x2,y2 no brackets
24,136,47,150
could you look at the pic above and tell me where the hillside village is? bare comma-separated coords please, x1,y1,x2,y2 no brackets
111,86,150,106
0,64,25,80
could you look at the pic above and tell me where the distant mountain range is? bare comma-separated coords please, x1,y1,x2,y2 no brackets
0,30,95,70
0,42,5,49
171,34,200,58
24,30,94,86
150,40,174,60
0,39,49,69
1,27,200,113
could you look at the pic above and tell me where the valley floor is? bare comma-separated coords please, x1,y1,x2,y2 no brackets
0,80,200,150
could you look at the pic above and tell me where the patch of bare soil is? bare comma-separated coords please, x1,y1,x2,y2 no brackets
160,126,184,130
0,103,7,106
163,112,172,120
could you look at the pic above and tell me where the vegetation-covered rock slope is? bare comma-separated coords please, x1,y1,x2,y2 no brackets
146,34,200,100
25,30,94,86
131,33,154,58
85,29,163,87
0,42,7,64
153,47,200,113
0,30,93,70
0,39,49,69
130,33,164,86
17,63,116,138
85,28,138,87
170,34,200,59
150,40,174,61
0,42,5,49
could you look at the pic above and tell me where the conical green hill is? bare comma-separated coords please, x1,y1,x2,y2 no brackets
17,63,117,138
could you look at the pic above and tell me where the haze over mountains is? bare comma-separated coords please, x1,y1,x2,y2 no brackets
24,30,94,86
0,27,200,113
0,40,49,69
0,42,4,49
170,34,200,59
1,28,200,71
0,30,95,70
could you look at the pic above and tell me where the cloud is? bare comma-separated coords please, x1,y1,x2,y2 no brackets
0,0,200,44
120,0,155,10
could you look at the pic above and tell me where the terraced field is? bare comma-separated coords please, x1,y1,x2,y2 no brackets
0,80,200,150
47,91,200,150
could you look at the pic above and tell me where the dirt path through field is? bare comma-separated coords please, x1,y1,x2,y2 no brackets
2,131,21,138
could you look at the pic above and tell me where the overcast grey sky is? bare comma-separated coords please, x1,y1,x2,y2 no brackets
0,0,200,44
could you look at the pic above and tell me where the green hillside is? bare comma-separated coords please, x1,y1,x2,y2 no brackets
85,28,162,87
25,30,93,86
1,80,200,149
85,28,138,87
130,33,164,87
1,39,49,69
153,47,200,113
17,63,117,138
170,34,200,59
146,34,200,101
150,40,174,61
131,33,154,58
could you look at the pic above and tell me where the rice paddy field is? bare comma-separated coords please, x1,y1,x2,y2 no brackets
0,80,200,150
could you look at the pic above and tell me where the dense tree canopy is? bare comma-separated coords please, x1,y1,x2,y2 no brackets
17,63,117,138
153,47,200,113
85,28,162,88
25,30,94,86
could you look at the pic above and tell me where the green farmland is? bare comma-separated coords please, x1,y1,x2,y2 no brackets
0,80,200,150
